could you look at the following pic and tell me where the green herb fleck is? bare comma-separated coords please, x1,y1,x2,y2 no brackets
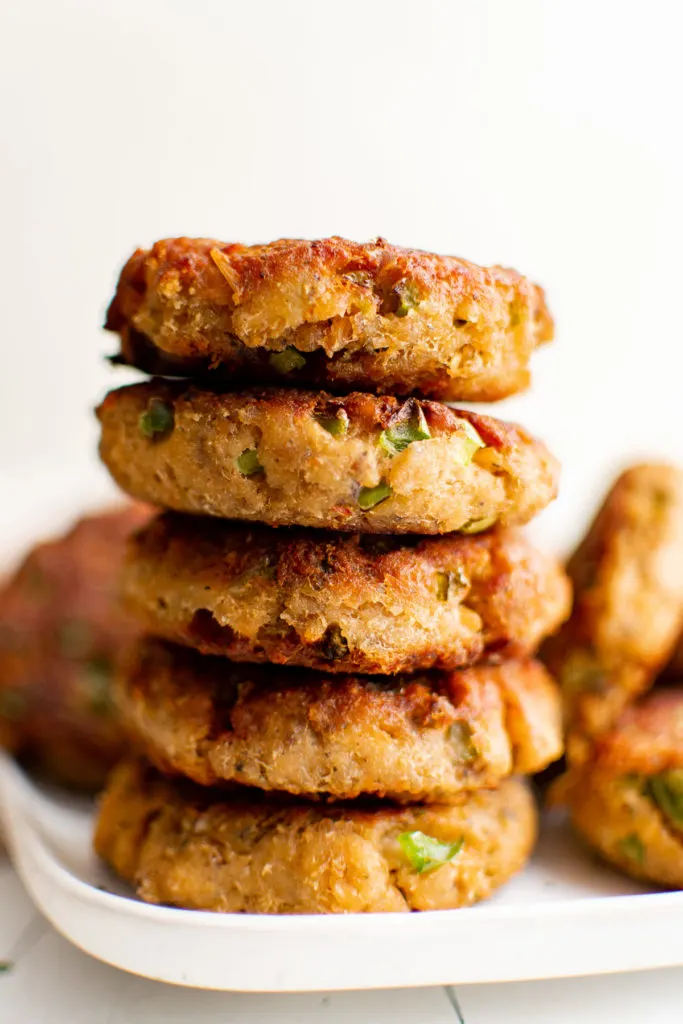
379,403,431,456
357,482,393,511
648,769,683,826
236,449,264,477
394,280,421,317
617,833,645,866
398,831,464,873
436,568,469,601
57,619,92,658
139,397,174,439
0,689,28,722
460,515,497,535
269,347,307,374
455,419,486,464
448,721,478,764
0,961,13,974
85,656,113,715
316,409,349,437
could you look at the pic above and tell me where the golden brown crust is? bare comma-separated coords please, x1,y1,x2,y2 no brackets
541,464,683,760
115,639,562,801
0,505,153,789
123,514,570,674
566,690,683,889
97,382,559,534
94,758,537,913
106,236,553,402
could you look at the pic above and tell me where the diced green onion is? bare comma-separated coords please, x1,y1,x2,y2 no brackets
617,833,645,865
448,721,478,764
648,769,683,825
139,398,174,439
317,410,349,437
357,482,393,510
460,515,496,535
236,449,264,477
269,347,307,374
456,419,486,463
398,830,464,873
436,568,469,601
394,281,421,317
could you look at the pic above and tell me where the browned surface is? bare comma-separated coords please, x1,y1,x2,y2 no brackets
541,464,683,760
115,639,562,801
106,236,553,402
567,690,683,889
0,505,153,789
95,758,537,913
97,382,559,534
124,514,570,674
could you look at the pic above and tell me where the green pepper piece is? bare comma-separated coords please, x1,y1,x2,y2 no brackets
398,830,464,873
357,482,393,510
379,404,431,456
460,515,496,535
394,280,421,317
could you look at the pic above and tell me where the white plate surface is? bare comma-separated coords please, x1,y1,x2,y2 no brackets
2,471,683,992
3,752,683,992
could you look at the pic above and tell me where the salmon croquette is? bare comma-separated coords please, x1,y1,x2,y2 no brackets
123,515,571,674
115,639,562,801
0,505,152,789
95,758,537,913
567,690,683,889
541,464,683,760
97,382,559,534
106,236,553,402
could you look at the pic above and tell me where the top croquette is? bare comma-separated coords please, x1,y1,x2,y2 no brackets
106,235,553,402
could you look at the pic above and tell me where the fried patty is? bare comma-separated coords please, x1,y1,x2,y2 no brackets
567,690,683,889
0,505,152,790
115,639,562,801
97,382,559,534
541,464,683,760
124,515,571,674
95,758,536,913
106,236,553,402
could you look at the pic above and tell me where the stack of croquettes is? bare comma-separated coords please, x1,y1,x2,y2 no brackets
93,236,571,913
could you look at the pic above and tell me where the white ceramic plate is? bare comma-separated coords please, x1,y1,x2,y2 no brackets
4,752,683,992
3,470,683,992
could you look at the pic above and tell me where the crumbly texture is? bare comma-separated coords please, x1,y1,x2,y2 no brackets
124,515,570,674
94,758,537,913
115,640,562,801
105,236,554,402
567,690,683,889
97,382,559,535
0,505,152,790
541,464,683,761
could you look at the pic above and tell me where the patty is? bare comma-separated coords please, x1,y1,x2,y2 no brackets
541,464,683,761
115,639,562,801
97,382,559,534
94,758,537,913
0,505,152,790
105,236,553,402
124,515,571,674
567,690,683,889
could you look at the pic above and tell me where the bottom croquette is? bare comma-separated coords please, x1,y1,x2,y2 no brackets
95,759,537,914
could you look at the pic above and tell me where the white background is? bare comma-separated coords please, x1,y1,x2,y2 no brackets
1,0,682,553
